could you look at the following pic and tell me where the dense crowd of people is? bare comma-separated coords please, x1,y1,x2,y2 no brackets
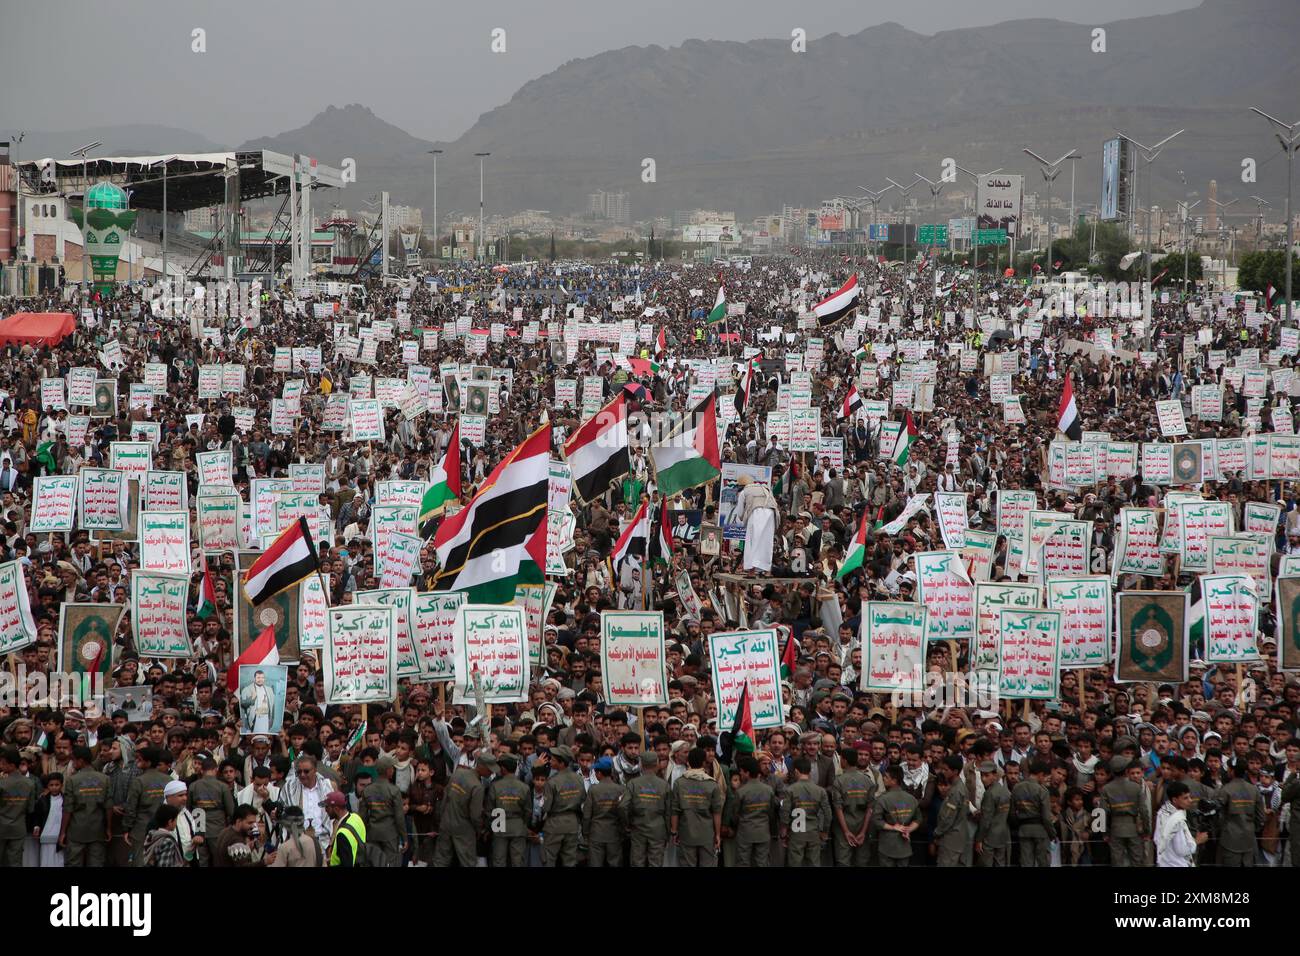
0,247,1296,870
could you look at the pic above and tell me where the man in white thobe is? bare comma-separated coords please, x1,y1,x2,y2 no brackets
735,475,778,573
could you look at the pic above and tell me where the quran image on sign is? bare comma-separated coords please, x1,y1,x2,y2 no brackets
2,7,1300,935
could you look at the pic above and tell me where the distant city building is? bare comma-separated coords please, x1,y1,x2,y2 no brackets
587,190,630,224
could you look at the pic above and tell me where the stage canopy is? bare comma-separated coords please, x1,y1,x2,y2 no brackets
0,312,76,347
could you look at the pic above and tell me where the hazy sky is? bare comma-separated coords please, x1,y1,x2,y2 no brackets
1,0,1201,144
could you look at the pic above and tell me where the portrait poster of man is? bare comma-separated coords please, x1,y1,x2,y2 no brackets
670,509,702,541
106,685,154,721
91,378,118,418
237,550,300,663
58,602,125,683
1115,590,1188,683
1274,576,1300,671
699,523,722,556
238,663,288,736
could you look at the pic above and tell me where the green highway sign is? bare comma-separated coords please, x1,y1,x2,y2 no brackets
975,229,1008,246
917,224,949,245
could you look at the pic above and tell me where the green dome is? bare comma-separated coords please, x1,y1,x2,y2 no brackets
85,180,129,210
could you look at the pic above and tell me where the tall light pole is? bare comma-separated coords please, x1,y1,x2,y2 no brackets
1250,195,1271,248
1249,107,1300,324
474,151,490,261
886,177,922,315
427,148,442,261
855,183,895,262
915,172,946,314
954,165,1003,310
1116,128,1184,294
69,141,102,289
1208,196,1238,291
1023,147,1080,279
1178,199,1201,298
9,132,24,264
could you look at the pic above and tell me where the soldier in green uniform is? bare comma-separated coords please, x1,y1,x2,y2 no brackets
1219,762,1265,867
123,747,170,866
671,747,723,867
582,757,626,866
870,765,920,867
1100,756,1149,867
188,755,235,867
1011,760,1054,867
933,755,971,867
783,756,830,867
830,747,875,867
623,751,671,867
725,755,774,866
487,754,530,867
360,753,408,867
974,761,1011,867
0,747,36,867
61,745,110,868
433,752,491,866
541,746,585,866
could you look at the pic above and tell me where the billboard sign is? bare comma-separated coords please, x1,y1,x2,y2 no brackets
977,174,1023,238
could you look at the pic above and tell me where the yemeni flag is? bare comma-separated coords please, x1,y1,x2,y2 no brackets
195,552,217,620
1266,284,1278,311
1057,376,1082,441
892,411,918,467
779,632,798,680
734,354,757,419
730,679,756,753
837,508,871,580
656,327,668,354
843,384,863,420
434,423,550,603
242,517,319,606
652,391,722,497
226,625,279,693
813,274,861,328
707,284,727,324
420,422,463,533
563,393,629,504
649,500,673,567
611,497,651,574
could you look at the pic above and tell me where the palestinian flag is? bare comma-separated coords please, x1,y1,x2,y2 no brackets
226,625,279,693
843,385,863,420
563,393,629,504
420,422,462,532
892,411,918,467
837,508,871,580
1057,376,1082,441
779,632,798,680
656,327,668,354
707,284,727,324
1188,577,1205,657
730,679,755,753
734,354,757,419
853,346,869,363
242,517,319,607
813,275,860,328
195,552,217,620
627,357,661,378
433,423,550,603
871,504,886,531
649,500,673,567
652,391,722,498
611,498,650,574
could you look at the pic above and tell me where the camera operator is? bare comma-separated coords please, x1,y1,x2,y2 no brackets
1155,782,1208,867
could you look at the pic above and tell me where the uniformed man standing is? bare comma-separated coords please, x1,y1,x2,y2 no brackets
727,754,775,866
1011,760,1054,867
1219,762,1265,867
623,751,671,867
189,756,236,867
1281,763,1300,868
486,754,530,867
433,752,491,866
830,746,875,867
782,756,829,867
1101,757,1149,867
933,755,972,867
60,745,110,868
360,753,409,867
541,746,585,866
870,765,920,867
582,757,626,866
123,747,170,866
0,746,36,867
974,761,1011,867
671,747,723,867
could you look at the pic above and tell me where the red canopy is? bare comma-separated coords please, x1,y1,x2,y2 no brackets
0,312,76,347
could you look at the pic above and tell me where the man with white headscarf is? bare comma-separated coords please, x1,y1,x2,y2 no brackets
735,474,778,573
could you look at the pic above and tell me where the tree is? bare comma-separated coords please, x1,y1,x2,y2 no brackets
1236,250,1294,295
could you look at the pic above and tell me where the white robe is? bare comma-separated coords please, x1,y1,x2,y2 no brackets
737,483,778,572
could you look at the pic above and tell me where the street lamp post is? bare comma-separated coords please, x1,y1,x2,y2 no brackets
915,172,946,314
1023,147,1080,279
886,177,922,315
954,165,1004,314
1208,196,1238,292
69,141,102,289
427,148,443,261
1178,199,1201,298
474,152,490,261
1115,128,1184,296
1249,107,1300,324
855,184,896,263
